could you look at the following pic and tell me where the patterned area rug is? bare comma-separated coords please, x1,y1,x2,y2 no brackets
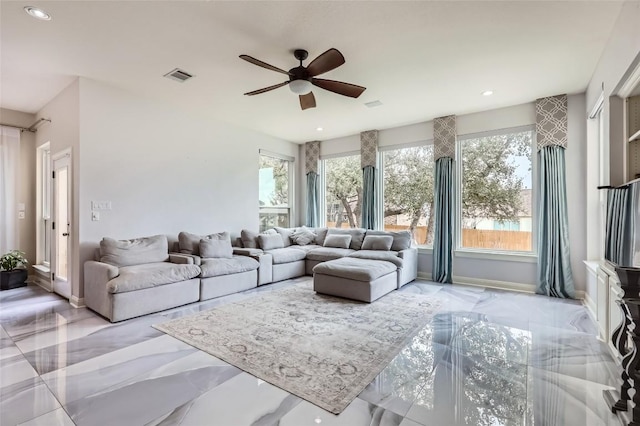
154,285,441,414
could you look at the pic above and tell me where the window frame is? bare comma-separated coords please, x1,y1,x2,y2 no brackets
455,125,537,258
258,149,294,230
319,150,361,228
378,140,435,247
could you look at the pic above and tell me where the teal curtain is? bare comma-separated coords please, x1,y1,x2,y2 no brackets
306,172,319,227
432,157,453,283
537,146,575,298
362,166,377,230
605,187,632,266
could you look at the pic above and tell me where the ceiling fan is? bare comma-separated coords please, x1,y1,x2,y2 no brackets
239,48,366,110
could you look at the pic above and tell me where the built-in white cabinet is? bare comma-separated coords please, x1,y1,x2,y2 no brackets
596,267,609,340
597,261,624,363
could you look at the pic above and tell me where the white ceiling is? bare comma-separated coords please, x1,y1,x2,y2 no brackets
0,1,624,143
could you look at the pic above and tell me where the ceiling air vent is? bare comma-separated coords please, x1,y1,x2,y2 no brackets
365,100,383,108
163,68,194,83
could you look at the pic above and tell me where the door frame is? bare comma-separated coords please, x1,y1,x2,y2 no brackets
51,148,72,300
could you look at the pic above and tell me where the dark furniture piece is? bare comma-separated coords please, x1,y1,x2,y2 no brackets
604,266,640,425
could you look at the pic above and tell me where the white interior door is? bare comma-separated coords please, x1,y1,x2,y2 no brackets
52,150,71,299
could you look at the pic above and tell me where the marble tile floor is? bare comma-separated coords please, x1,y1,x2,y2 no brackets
0,277,621,426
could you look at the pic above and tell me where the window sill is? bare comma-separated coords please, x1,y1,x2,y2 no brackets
416,246,433,254
454,249,537,263
33,264,50,273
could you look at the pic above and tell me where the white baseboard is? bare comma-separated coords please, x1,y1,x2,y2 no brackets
417,272,586,300
29,273,53,292
70,296,85,308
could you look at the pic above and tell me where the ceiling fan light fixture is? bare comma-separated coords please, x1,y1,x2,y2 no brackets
24,6,51,20
289,79,312,95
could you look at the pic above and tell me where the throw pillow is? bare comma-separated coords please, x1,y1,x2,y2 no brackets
199,235,233,259
258,233,284,250
325,228,366,249
241,229,276,248
291,227,317,246
366,230,412,251
361,235,394,251
323,234,352,249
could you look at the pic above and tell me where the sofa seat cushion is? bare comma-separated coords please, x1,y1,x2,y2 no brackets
306,247,355,262
292,244,322,253
107,262,201,294
313,258,397,282
267,247,307,264
200,256,259,278
349,250,403,268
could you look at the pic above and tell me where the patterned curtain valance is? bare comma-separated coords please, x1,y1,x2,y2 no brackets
305,141,320,175
434,115,456,160
361,130,378,169
536,95,567,150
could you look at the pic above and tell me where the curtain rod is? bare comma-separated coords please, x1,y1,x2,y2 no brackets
0,117,51,133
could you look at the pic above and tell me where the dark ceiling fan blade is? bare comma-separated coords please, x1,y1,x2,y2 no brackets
311,78,366,98
239,55,292,75
299,92,316,110
244,81,289,96
306,48,346,77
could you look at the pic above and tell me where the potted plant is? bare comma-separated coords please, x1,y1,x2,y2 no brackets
0,250,29,290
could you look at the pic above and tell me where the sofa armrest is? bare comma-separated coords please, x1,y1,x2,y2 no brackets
233,248,264,256
397,248,418,288
169,252,201,266
84,261,120,320
169,253,195,265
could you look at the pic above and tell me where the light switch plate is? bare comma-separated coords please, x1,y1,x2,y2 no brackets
91,201,112,210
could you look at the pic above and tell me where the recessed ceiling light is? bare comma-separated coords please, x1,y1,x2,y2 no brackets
316,127,323,132
24,6,51,20
482,90,494,96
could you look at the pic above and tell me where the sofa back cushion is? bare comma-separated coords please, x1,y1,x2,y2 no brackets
312,227,329,246
274,227,295,247
258,233,285,250
100,234,168,267
366,230,412,251
199,232,233,259
323,234,352,249
290,227,317,246
361,235,394,251
326,228,366,250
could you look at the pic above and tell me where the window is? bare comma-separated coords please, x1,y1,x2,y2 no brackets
323,154,362,228
381,144,434,246
259,152,293,232
458,127,534,253
37,143,51,266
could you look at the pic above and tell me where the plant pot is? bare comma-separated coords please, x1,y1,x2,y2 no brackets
0,269,28,290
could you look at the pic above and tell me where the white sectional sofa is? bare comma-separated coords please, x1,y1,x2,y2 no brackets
84,227,418,322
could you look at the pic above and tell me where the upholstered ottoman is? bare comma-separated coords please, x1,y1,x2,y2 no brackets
312,257,398,302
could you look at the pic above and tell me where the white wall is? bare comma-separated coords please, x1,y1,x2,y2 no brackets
586,1,640,187
77,79,298,298
308,98,588,292
35,80,80,299
0,108,37,268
